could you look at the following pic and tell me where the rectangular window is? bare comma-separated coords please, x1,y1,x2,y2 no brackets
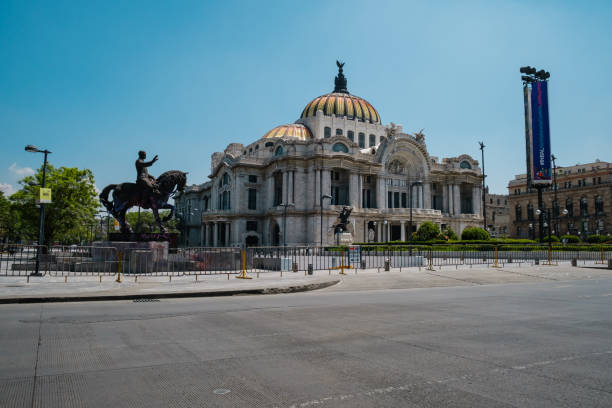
335,128,343,135
324,127,331,138
394,192,400,208
401,192,407,208
358,133,365,148
348,131,354,142
248,175,258,183
369,134,376,147
388,191,393,208
248,188,257,210
246,221,258,232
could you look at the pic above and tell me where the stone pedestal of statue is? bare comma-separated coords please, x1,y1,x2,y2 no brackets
337,232,354,246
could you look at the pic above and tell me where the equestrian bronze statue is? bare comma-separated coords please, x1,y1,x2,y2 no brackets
99,151,187,233
331,206,354,235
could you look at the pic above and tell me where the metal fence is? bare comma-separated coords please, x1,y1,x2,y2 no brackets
1,243,610,276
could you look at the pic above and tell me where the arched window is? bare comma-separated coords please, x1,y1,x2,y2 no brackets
347,130,354,142
332,143,349,153
369,134,376,147
595,196,604,215
324,127,331,138
527,203,534,221
274,146,284,156
460,161,472,169
335,128,343,136
580,196,588,216
515,204,522,221
265,142,274,147
566,198,573,217
358,132,365,148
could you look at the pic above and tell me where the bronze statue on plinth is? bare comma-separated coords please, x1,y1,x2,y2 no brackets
99,151,187,234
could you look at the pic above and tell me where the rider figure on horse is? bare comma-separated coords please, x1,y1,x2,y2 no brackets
135,150,161,198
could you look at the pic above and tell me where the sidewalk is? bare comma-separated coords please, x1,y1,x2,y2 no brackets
0,261,610,303
0,271,340,304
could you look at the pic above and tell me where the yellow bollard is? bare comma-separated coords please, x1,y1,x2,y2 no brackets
116,251,122,283
236,250,252,279
491,247,501,268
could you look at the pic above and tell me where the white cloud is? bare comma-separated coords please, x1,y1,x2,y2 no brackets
0,183,15,196
8,162,35,177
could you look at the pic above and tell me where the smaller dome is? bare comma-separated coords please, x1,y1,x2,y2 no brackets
263,124,312,141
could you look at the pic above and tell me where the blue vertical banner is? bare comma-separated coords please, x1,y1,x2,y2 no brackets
530,81,551,184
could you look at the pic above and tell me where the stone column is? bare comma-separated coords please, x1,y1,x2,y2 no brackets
282,171,288,205
204,224,210,247
376,176,384,209
376,222,382,242
349,173,359,207
442,183,448,213
400,221,406,241
386,222,390,242
225,222,230,246
453,184,461,215
472,185,481,215
423,183,431,209
358,174,363,208
267,173,274,208
322,170,332,199
314,169,320,207
213,223,218,247
288,170,294,204
448,184,454,214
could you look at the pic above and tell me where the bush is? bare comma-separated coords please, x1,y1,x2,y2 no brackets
461,227,490,241
561,234,580,243
541,235,560,243
440,226,458,241
415,222,440,241
585,234,608,244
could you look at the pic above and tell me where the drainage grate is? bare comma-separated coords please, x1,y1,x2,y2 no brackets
133,298,160,302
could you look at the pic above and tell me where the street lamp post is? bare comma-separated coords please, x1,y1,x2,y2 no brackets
551,154,559,237
320,194,332,246
409,181,423,255
479,142,486,231
25,145,51,276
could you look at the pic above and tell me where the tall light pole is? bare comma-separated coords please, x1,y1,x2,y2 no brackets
409,180,422,255
25,145,51,276
520,66,552,243
478,142,486,231
551,154,559,237
320,194,332,246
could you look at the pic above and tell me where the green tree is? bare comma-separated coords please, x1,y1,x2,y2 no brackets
440,226,458,241
415,221,440,241
10,165,99,246
0,191,10,242
461,227,490,240
125,210,179,233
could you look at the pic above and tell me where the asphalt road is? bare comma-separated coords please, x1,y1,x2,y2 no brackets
1,277,612,407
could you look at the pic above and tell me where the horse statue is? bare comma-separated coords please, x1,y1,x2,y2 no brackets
330,206,354,235
99,170,187,233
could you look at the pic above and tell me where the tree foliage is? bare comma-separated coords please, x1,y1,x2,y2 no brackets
461,227,490,241
125,210,179,233
440,226,458,241
9,165,99,245
561,234,580,243
415,221,440,241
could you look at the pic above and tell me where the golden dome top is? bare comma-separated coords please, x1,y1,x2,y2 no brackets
263,123,313,141
300,61,380,124
300,92,380,124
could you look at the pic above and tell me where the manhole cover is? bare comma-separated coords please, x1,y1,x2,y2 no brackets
213,389,231,395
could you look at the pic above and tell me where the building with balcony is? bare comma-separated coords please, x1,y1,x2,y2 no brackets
507,160,611,239
176,63,484,247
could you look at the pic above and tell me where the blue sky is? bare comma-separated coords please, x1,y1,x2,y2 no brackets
1,0,611,197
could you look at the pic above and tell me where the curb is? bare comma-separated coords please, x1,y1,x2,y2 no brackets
0,280,340,304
